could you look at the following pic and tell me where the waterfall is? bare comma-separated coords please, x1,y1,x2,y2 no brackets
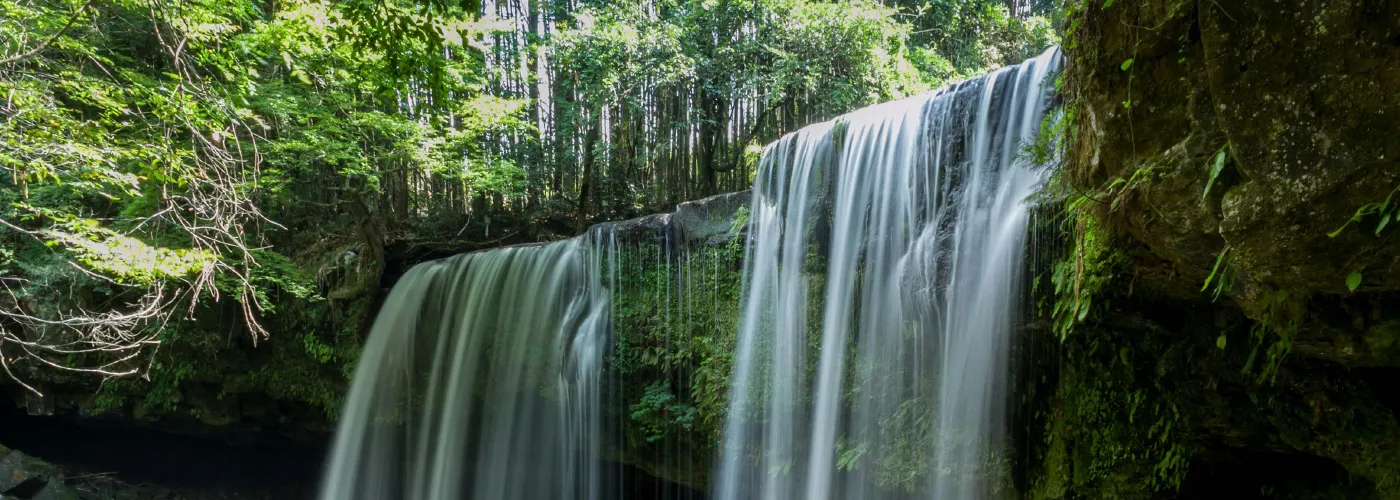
714,47,1062,499
320,47,1059,500
317,191,743,500
319,239,608,500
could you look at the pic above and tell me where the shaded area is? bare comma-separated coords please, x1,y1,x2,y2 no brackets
0,402,323,499
0,402,708,500
1179,450,1369,499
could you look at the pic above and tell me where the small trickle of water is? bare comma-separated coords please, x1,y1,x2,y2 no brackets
714,47,1062,500
319,239,608,500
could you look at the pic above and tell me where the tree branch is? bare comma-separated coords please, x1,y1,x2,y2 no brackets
0,0,95,67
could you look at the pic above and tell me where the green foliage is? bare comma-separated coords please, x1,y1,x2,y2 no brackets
1202,145,1231,201
1034,162,1202,496
1201,245,1235,300
1032,309,1199,497
874,398,934,492
1242,290,1302,385
143,359,197,413
0,0,527,399
1324,158,1397,297
729,206,751,236
1327,183,1394,259
630,381,699,443
837,437,871,471
894,0,1059,84
609,237,746,448
1047,182,1132,341
1329,184,1398,238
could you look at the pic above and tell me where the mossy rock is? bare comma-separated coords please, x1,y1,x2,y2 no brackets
1066,0,1400,311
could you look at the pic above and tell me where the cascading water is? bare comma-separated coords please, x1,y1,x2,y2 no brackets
320,47,1058,500
715,47,1062,499
318,209,732,500
319,239,609,500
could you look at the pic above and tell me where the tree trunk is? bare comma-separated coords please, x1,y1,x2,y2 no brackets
577,108,601,232
697,86,724,196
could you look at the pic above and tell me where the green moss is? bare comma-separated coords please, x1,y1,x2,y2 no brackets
1045,178,1134,341
1027,178,1400,499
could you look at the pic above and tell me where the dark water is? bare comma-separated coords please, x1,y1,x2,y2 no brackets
0,400,704,499
0,402,322,498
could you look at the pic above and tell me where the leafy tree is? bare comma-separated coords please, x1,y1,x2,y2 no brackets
0,0,518,392
0,0,1058,394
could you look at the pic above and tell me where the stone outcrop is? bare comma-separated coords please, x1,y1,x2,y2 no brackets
1033,0,1400,497
0,444,77,500
1067,0,1400,308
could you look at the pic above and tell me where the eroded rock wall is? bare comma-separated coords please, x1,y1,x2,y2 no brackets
1068,0,1400,304
1032,0,1400,497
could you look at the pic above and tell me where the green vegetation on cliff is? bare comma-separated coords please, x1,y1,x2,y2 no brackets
1023,1,1400,498
0,0,1055,434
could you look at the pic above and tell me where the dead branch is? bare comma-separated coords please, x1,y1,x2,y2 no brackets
0,0,288,395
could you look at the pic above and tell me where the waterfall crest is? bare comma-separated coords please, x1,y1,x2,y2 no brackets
714,47,1062,500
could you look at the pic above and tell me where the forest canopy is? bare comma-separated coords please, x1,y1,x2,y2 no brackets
0,0,1055,387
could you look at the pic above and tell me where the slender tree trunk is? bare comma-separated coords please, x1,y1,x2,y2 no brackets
697,86,724,195
577,108,601,232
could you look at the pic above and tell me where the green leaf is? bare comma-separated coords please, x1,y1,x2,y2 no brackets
1377,212,1391,235
1120,58,1134,71
1346,271,1363,292
1202,246,1231,293
1103,0,1115,7
1217,334,1227,350
1202,146,1228,201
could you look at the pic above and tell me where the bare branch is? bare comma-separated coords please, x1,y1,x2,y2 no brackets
0,0,96,67
0,0,286,392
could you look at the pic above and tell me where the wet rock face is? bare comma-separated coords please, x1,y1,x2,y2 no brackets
1068,0,1400,308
